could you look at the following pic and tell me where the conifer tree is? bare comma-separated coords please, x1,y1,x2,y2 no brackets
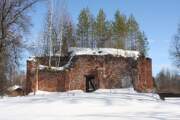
95,9,108,48
112,10,128,49
77,8,91,48
89,15,96,48
136,31,149,56
61,36,68,56
126,15,139,50
105,21,113,48
66,22,76,47
62,20,76,55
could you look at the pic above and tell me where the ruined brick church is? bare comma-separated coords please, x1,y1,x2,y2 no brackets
26,47,154,94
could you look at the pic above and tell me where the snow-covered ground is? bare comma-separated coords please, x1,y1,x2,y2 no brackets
0,88,180,120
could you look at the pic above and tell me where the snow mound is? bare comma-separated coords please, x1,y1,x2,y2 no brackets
68,47,140,59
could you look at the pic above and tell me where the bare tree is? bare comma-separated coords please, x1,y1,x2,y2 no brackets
33,0,73,67
156,68,180,93
53,0,73,66
0,0,39,94
170,23,180,69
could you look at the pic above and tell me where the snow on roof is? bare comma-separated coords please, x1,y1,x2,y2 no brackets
38,54,74,71
38,65,65,71
7,85,22,91
27,56,36,62
36,47,140,71
68,47,140,59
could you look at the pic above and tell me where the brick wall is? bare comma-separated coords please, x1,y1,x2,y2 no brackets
26,60,35,94
133,57,154,92
66,55,137,90
26,55,154,94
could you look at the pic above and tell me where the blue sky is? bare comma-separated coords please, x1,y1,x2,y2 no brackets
26,0,180,76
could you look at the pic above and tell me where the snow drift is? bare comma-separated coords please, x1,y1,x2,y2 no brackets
0,88,180,120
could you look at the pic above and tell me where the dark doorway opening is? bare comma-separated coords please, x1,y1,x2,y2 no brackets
85,75,96,92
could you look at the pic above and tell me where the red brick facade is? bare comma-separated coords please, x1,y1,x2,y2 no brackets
26,55,154,94
134,57,154,92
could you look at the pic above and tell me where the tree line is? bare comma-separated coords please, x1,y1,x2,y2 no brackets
0,0,179,96
155,22,180,93
155,68,179,93
36,5,149,57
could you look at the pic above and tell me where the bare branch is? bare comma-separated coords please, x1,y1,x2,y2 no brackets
7,0,39,28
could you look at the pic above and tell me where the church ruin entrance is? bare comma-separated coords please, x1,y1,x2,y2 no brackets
85,75,96,92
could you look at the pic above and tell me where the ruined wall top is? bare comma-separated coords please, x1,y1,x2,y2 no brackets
56,47,140,60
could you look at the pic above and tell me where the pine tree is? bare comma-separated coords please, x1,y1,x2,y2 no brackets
112,10,128,49
62,20,76,55
136,31,149,56
61,36,68,56
95,9,108,48
104,21,113,48
126,15,139,50
89,15,96,48
66,22,76,47
77,8,91,48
